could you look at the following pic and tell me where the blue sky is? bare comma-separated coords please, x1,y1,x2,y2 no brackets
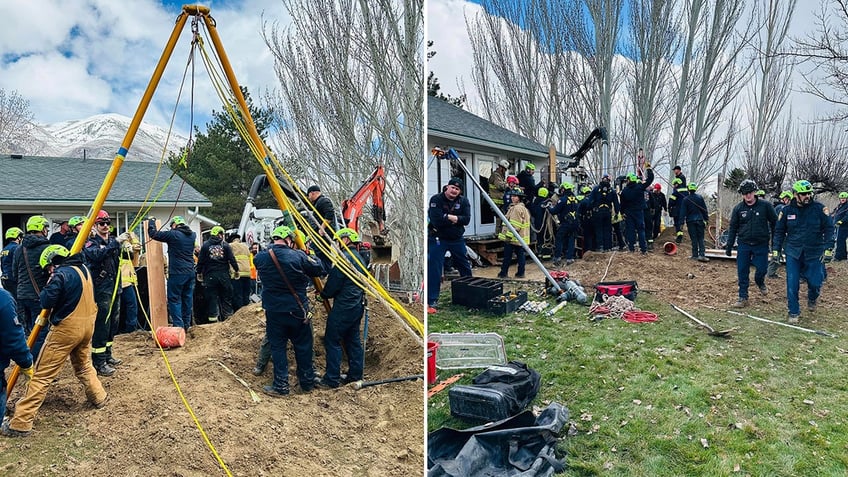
0,0,287,135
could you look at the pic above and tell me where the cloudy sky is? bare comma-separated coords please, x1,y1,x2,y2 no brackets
427,0,838,126
0,0,287,135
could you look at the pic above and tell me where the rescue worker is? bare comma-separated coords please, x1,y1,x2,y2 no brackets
118,237,140,333
64,216,87,249
250,242,261,296
0,287,33,421
549,182,580,266
679,182,710,262
1,245,107,438
12,215,52,357
725,179,778,307
619,164,655,254
49,219,70,245
589,175,620,252
306,184,337,270
84,210,128,376
197,226,238,323
773,180,834,323
530,187,554,259
318,228,368,389
489,160,509,230
2,227,23,299
767,191,794,278
254,225,325,396
831,192,848,261
502,175,520,213
577,186,595,254
517,162,537,201
668,178,689,243
672,165,687,190
427,177,472,314
228,233,252,311
497,188,530,278
649,183,667,245
148,215,197,331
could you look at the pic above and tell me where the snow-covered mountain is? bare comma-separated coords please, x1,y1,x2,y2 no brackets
30,113,188,162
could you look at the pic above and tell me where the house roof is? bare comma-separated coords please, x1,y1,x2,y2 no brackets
0,154,211,207
427,96,554,158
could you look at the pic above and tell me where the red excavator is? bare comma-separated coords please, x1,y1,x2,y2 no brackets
341,165,388,246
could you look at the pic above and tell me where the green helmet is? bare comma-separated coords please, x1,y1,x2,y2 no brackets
334,227,360,243
560,182,574,191
755,189,765,197
5,227,23,240
210,226,225,236
792,180,813,194
170,216,186,226
537,187,549,198
627,173,639,183
271,225,294,241
687,182,698,191
581,186,592,194
525,163,536,171
26,215,49,232
295,229,311,244
68,216,86,228
39,244,70,269
779,190,793,200
839,192,848,199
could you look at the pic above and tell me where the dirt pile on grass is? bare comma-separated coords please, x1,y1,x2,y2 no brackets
2,298,424,476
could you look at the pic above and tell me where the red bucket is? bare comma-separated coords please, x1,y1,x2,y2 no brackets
427,341,439,385
663,242,678,256
155,326,186,348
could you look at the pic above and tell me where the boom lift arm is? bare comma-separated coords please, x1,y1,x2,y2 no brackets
341,165,388,245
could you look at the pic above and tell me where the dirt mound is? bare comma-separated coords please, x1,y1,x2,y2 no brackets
2,298,424,476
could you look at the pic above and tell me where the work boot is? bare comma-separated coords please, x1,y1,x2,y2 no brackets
107,357,122,366
0,421,30,438
253,364,266,376
552,259,562,267
732,298,748,308
566,259,575,265
94,362,116,377
758,284,768,295
93,394,109,410
808,300,817,312
514,273,525,278
262,385,289,397
788,313,800,324
698,256,710,263
315,377,339,389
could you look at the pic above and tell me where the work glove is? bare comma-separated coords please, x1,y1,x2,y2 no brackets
147,216,156,223
771,250,779,260
838,221,843,226
823,249,833,263
21,366,34,383
117,232,130,244
230,269,239,280
725,248,732,257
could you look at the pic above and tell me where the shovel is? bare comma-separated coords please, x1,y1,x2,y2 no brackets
671,304,736,338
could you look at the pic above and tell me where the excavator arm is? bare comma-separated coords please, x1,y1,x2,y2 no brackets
341,165,388,245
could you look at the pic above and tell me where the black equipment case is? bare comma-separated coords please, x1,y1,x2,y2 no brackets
448,361,541,422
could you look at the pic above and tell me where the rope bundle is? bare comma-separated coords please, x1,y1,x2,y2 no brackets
589,295,658,323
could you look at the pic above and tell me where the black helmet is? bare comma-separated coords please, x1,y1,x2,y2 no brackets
738,179,758,195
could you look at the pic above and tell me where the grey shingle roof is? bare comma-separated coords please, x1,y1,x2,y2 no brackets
0,154,211,206
427,96,550,155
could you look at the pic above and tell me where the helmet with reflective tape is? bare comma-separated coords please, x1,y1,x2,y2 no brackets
779,191,793,200
210,226,225,236
627,173,639,183
506,175,519,185
840,192,848,199
755,189,766,197
170,216,186,226
537,187,549,198
271,225,294,241
26,215,49,232
792,180,813,194
68,216,86,228
39,244,70,269
738,179,758,194
510,187,525,198
5,227,23,240
687,182,698,191
333,227,360,243
581,186,592,194
560,182,574,191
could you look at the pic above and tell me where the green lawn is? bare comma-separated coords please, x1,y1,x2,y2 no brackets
427,288,848,476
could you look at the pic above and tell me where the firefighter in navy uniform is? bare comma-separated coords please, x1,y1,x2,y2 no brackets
197,226,238,323
767,191,794,278
577,186,595,254
0,287,33,422
549,182,580,266
679,183,710,261
317,228,369,389
427,177,472,314
253,225,325,397
618,164,655,254
589,175,620,252
83,210,128,376
831,192,848,261
668,178,689,244
1,227,23,300
649,184,667,246
1,245,107,438
12,216,53,359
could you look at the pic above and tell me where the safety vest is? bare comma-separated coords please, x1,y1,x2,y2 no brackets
119,257,137,288
249,253,256,280
230,240,251,278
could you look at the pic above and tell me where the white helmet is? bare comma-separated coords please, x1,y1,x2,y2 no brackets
498,159,509,169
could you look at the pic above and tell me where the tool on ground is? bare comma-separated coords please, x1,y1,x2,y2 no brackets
352,374,423,390
545,300,569,316
671,304,735,337
215,360,261,403
428,373,464,398
723,309,837,338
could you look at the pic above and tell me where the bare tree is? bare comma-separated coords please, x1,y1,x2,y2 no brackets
262,0,423,289
792,123,848,192
790,0,848,122
745,117,792,192
0,89,37,154
743,0,797,171
667,0,755,184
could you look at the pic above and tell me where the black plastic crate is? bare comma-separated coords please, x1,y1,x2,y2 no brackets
486,291,528,315
451,277,503,309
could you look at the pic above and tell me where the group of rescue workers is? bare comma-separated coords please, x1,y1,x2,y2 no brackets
1,183,375,435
